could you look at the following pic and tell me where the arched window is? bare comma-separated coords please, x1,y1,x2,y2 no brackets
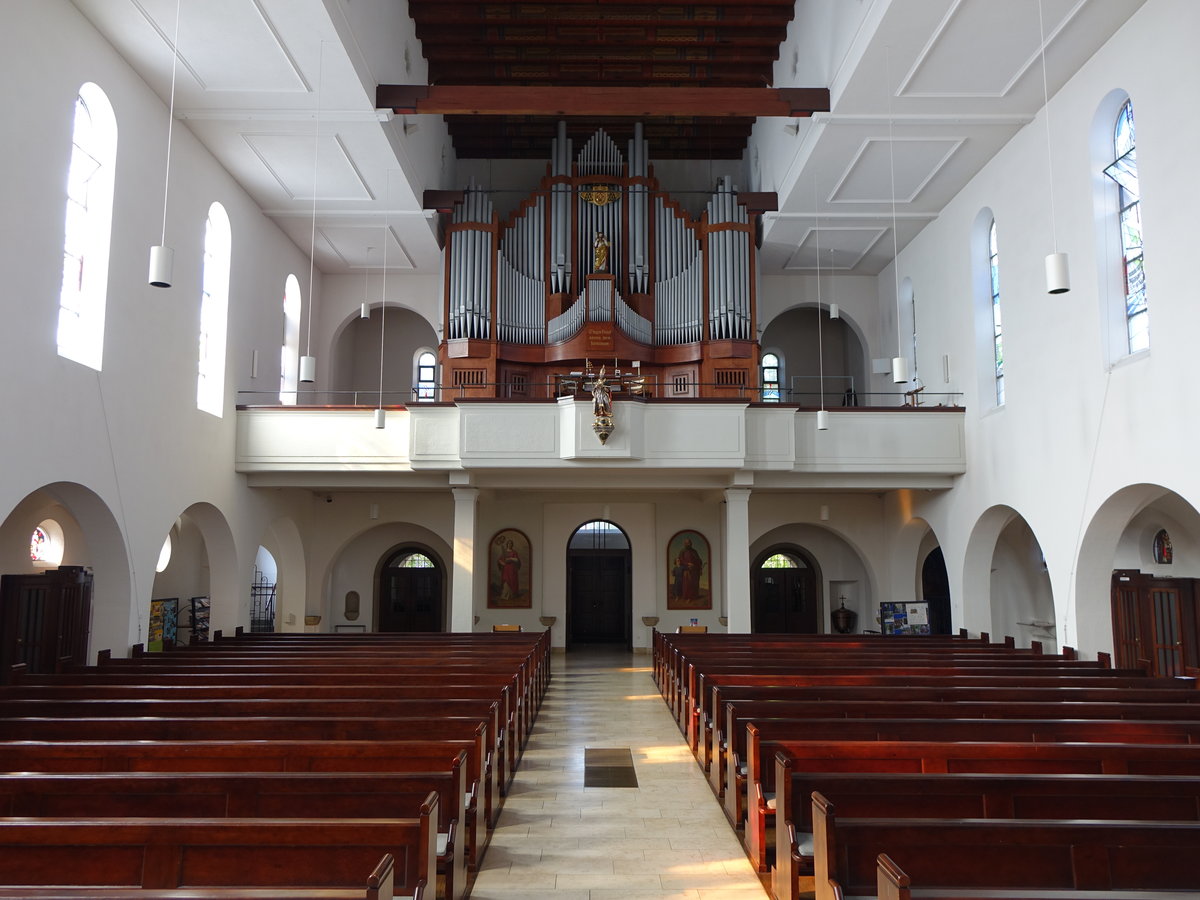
989,219,1004,405
414,350,437,402
30,519,65,568
394,551,435,569
58,83,117,371
568,520,630,551
197,202,231,416
1104,100,1147,353
279,274,301,405
760,352,781,402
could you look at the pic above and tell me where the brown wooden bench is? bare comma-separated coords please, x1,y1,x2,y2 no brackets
810,792,1200,900
0,768,467,900
774,766,1200,900
0,739,488,870
731,715,1200,837
0,806,436,897
719,695,1200,806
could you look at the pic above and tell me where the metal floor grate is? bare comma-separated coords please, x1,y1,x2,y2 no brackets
584,747,639,788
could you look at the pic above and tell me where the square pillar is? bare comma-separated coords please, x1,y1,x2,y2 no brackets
723,488,752,633
451,487,479,633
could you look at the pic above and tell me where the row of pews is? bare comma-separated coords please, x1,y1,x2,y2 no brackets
654,629,1200,900
0,629,550,900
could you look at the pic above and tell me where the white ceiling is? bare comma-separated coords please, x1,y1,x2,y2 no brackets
70,0,1147,278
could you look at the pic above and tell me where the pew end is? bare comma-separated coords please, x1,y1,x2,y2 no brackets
875,854,909,900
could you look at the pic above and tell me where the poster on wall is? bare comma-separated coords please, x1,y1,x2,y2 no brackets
878,601,930,635
488,528,532,608
667,530,711,609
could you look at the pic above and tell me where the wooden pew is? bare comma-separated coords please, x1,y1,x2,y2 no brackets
719,695,1200,810
774,766,1200,900
698,679,1200,772
810,793,1200,900
0,768,467,900
732,715,1200,838
0,800,437,897
0,739,488,871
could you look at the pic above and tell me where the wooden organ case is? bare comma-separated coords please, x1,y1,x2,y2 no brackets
440,123,761,400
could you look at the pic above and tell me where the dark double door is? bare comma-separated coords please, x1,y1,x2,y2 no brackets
752,559,818,633
1111,569,1199,676
379,562,442,633
569,552,629,645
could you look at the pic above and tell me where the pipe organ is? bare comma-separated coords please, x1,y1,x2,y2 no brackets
441,123,760,400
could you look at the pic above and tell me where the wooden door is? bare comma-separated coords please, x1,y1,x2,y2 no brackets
1110,570,1198,676
568,553,628,644
379,552,442,633
753,552,819,634
0,567,92,682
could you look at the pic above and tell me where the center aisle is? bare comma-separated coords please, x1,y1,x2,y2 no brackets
471,647,769,900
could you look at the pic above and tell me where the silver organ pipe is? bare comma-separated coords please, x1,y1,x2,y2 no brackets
653,196,702,346
497,195,546,344
705,177,750,342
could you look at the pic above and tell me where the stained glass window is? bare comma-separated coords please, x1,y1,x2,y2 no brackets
1104,101,1147,353
395,552,435,569
761,553,800,569
30,526,49,562
761,353,780,402
989,219,1004,405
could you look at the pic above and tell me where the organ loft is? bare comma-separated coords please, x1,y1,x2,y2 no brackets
437,122,771,400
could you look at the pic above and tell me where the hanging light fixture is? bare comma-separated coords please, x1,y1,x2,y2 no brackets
885,46,909,384
148,0,183,288
299,41,326,384
1037,0,1070,293
360,246,372,319
375,174,390,429
814,179,828,432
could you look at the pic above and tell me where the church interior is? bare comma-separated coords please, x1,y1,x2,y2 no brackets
3,0,1200,895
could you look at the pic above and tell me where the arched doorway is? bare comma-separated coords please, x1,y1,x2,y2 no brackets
566,521,631,647
752,548,819,633
920,547,953,635
378,547,443,632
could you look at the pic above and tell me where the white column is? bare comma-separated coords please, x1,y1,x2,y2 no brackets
723,488,752,633
451,487,479,633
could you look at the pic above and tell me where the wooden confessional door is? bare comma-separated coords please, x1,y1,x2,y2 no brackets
379,557,443,633
568,553,629,645
1110,570,1199,676
753,555,819,634
0,566,92,683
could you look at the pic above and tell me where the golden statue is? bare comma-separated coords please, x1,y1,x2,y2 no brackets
593,231,610,272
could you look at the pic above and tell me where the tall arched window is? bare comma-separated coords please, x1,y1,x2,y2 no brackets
197,202,231,416
1104,100,1147,353
414,350,437,401
760,352,780,402
58,83,117,371
279,274,301,405
989,219,1004,405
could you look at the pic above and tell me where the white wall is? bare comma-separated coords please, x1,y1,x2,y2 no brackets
0,1,315,656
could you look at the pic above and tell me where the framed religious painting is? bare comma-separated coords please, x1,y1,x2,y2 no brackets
488,528,532,608
667,529,711,609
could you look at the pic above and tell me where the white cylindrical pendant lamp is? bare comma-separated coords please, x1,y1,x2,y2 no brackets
828,303,839,320
374,408,386,429
816,409,829,431
148,245,174,288
360,302,370,319
1045,251,1071,294
892,356,909,384
299,355,316,383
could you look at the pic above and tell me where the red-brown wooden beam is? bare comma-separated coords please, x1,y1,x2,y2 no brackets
377,85,829,118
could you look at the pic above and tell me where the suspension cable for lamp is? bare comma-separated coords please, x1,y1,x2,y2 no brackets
1037,0,1059,253
814,177,824,413
379,173,389,414
159,0,182,248
305,41,325,361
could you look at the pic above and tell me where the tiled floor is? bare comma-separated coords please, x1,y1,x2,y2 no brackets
470,647,769,900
